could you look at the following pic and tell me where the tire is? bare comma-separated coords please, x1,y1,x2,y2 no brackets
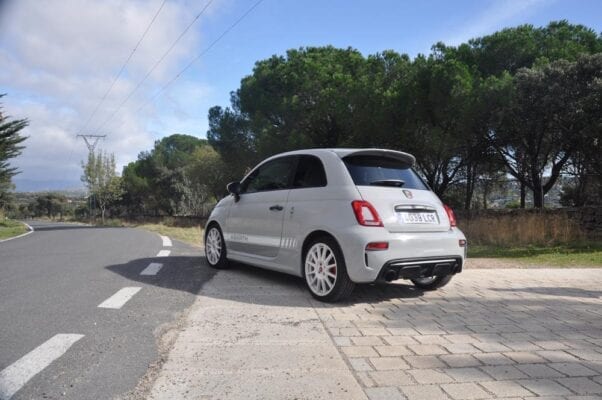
411,274,453,290
204,224,229,269
303,236,355,302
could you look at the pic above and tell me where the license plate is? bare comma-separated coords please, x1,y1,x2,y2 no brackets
398,212,438,224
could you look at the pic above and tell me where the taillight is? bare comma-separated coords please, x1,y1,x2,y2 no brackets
444,204,457,227
351,200,383,227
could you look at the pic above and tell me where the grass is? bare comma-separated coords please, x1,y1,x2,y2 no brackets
77,218,205,247
459,212,602,266
136,223,203,248
468,242,602,267
0,219,29,240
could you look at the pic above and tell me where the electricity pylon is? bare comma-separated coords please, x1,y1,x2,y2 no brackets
76,134,106,222
76,134,106,153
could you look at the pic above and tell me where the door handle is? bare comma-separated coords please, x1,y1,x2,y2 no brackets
269,205,284,211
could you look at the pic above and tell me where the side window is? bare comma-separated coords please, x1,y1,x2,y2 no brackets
241,156,296,194
293,155,327,188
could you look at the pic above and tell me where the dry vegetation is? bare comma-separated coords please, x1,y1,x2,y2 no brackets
459,212,585,246
137,223,203,248
94,213,600,266
460,213,601,266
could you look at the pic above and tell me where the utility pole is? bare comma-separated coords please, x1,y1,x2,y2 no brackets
77,135,106,222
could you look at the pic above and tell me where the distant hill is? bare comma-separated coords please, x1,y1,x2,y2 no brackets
13,178,85,193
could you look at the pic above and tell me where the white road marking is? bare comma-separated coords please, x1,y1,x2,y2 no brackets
98,287,141,309
140,263,163,276
156,250,171,257
160,235,172,247
0,334,84,400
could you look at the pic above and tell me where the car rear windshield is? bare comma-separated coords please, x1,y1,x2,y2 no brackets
343,155,428,190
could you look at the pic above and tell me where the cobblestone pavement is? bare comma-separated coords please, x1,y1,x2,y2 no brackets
148,267,602,400
318,268,602,400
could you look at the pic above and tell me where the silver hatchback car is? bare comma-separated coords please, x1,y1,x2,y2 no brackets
204,148,466,302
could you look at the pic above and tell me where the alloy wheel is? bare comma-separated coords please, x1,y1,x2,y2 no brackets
305,242,337,296
205,227,222,265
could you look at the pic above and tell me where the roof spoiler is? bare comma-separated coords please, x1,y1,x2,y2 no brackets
336,149,416,167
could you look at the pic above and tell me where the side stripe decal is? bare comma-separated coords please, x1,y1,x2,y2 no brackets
224,232,297,249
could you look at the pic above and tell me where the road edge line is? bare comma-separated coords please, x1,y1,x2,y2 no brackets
0,221,34,244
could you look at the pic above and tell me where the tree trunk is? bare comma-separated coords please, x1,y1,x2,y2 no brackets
520,182,526,208
533,186,544,208
482,182,489,210
464,164,475,210
101,207,106,225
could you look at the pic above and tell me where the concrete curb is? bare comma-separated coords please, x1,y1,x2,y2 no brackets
0,221,34,243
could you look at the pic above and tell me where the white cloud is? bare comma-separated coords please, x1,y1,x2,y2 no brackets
445,0,554,46
0,0,217,189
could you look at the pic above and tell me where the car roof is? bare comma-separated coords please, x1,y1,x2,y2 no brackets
271,148,416,166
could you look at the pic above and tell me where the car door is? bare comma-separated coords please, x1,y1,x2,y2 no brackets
224,156,296,258
278,154,329,273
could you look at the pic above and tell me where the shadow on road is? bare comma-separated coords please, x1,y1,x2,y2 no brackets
105,256,215,295
104,255,425,306
492,286,602,299
104,257,602,339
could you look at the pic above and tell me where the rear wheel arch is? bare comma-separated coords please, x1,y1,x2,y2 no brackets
205,220,222,241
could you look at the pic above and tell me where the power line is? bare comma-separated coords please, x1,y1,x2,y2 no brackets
77,0,167,135
93,0,214,135
135,0,265,116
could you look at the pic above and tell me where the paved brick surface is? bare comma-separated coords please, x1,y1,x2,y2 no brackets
318,268,602,399
148,267,601,399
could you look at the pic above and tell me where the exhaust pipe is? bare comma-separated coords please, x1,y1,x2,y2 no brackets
384,270,398,282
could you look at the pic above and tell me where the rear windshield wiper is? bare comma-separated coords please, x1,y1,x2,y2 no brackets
368,179,405,187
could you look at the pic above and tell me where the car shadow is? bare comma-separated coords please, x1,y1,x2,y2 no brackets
492,286,602,299
104,255,425,306
105,256,216,295
104,257,602,337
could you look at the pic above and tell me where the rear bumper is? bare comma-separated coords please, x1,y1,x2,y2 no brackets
335,226,466,283
377,256,463,282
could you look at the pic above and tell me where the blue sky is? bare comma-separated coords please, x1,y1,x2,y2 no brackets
0,0,601,190
176,0,602,128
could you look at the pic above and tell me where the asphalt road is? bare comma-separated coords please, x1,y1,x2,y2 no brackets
0,221,213,400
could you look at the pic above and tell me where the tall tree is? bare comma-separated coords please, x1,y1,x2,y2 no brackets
207,103,256,181
489,55,602,207
121,134,218,216
187,145,228,201
82,151,123,223
237,46,366,155
447,21,602,77
0,94,28,210
404,55,473,197
560,54,602,205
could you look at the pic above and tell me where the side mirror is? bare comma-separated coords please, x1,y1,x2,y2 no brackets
226,181,241,202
